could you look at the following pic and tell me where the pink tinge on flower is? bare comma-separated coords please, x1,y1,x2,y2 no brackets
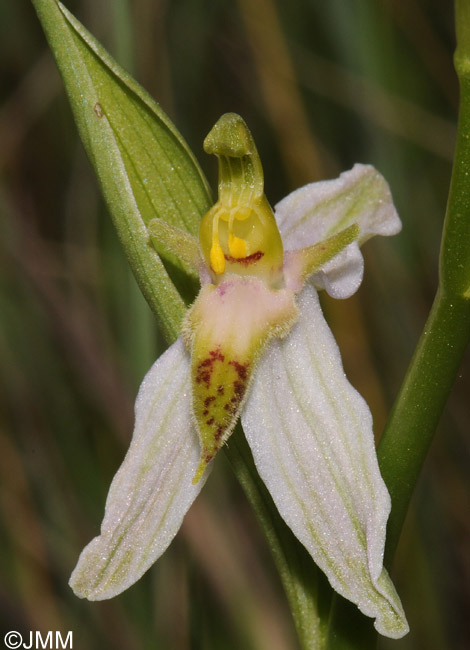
183,275,297,482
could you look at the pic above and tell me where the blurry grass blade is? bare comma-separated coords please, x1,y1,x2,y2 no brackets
31,0,213,338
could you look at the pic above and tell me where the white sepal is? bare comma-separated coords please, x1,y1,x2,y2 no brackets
275,164,401,299
69,338,206,600
311,241,364,299
241,285,408,639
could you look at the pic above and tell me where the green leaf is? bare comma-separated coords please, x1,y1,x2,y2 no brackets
31,0,212,339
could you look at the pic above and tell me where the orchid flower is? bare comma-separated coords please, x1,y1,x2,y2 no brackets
70,113,408,639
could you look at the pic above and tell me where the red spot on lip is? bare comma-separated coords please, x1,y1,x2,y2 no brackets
195,347,225,387
204,396,216,407
233,380,246,399
229,360,249,381
224,402,238,415
224,250,264,266
196,371,210,385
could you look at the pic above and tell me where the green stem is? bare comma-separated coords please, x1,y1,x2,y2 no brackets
379,292,470,563
326,4,470,646
378,0,470,566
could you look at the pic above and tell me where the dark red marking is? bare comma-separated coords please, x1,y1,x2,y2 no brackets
196,370,210,385
202,409,209,416
204,396,216,407
224,251,264,266
233,380,246,399
229,360,249,381
210,349,225,362
214,425,224,441
199,359,211,368
195,347,225,387
217,385,224,395
206,417,215,426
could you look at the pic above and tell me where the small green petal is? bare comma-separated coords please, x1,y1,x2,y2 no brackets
148,218,201,278
284,224,360,292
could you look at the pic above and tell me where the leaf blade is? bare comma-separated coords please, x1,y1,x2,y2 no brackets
32,0,213,337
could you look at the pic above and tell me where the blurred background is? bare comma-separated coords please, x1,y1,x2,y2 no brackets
0,0,468,648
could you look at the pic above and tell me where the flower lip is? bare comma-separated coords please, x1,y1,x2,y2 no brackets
184,273,298,483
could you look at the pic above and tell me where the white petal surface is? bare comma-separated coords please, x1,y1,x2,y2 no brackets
275,163,401,248
70,338,206,600
241,286,408,638
311,241,364,299
275,164,401,298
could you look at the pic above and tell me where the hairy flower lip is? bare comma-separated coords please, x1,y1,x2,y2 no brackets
183,272,298,483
